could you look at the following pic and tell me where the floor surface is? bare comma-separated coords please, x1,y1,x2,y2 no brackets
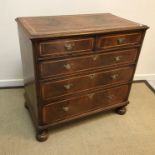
0,83,155,155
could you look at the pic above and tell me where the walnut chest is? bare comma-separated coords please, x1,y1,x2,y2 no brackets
16,13,148,141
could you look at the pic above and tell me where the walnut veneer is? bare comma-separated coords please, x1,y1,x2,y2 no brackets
16,13,148,141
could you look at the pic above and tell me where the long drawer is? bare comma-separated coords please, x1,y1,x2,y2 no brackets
39,48,138,79
42,84,129,124
40,66,134,100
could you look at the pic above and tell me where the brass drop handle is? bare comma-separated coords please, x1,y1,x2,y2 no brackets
64,43,75,51
107,94,114,100
64,84,73,90
92,55,98,61
87,93,95,99
62,106,69,112
88,74,96,79
114,56,121,62
117,38,126,44
111,74,119,80
64,64,71,70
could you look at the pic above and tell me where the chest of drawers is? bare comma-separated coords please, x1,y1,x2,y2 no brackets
16,13,148,141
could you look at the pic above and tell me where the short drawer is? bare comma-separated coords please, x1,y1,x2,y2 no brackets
42,85,129,124
39,48,138,79
38,37,94,57
96,32,142,50
40,66,134,100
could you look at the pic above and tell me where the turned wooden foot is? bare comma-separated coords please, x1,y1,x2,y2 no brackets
36,130,49,142
24,101,29,110
115,106,127,115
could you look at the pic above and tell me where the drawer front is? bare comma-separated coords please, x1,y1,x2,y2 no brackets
42,85,129,124
39,48,138,79
38,37,94,57
41,66,134,100
96,33,142,50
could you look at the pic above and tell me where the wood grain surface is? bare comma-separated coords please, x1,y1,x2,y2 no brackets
16,13,148,38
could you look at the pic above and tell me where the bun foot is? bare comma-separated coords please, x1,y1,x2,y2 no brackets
115,106,126,115
36,130,48,142
24,102,29,110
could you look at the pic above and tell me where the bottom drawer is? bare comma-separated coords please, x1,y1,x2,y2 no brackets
42,85,129,124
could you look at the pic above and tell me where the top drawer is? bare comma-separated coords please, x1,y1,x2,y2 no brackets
38,37,94,57
96,32,142,50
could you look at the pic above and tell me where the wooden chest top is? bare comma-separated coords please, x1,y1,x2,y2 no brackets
16,13,148,39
